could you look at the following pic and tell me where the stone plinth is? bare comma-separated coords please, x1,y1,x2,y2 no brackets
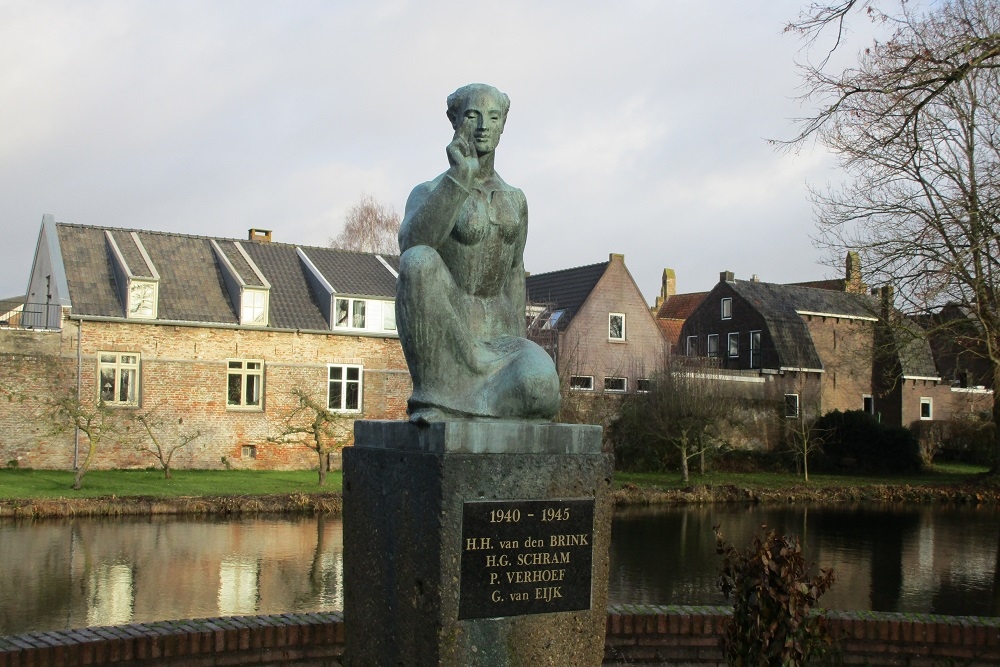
343,420,612,667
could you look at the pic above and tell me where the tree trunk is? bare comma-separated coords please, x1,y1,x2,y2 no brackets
679,432,689,483
699,445,705,475
72,441,96,490
803,444,810,483
993,361,1000,475
164,466,172,480
317,449,328,486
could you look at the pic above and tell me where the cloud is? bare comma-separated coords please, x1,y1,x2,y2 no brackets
0,0,848,303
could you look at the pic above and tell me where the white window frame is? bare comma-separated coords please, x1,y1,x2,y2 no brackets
919,397,933,420
328,364,363,412
604,377,627,393
636,378,651,393
241,289,268,327
334,297,367,330
608,313,626,341
728,332,739,358
382,300,396,331
686,335,697,357
127,280,158,319
707,334,719,358
784,393,800,419
721,297,732,320
241,445,257,459
750,330,761,369
569,375,594,391
226,359,263,410
98,352,140,406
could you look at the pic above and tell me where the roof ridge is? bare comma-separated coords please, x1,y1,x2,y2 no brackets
53,221,399,258
527,260,609,280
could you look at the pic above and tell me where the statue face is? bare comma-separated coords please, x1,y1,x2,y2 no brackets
457,91,506,155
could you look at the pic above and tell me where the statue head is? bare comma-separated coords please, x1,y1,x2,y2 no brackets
446,84,510,155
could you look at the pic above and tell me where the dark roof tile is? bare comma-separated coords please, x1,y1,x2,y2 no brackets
525,262,608,328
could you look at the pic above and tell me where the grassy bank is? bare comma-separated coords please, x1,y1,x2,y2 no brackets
0,468,342,499
1,463,997,518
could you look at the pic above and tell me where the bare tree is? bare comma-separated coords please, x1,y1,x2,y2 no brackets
50,396,134,490
329,194,401,255
135,410,203,479
269,387,350,486
614,358,733,481
786,0,1000,146
804,0,1000,471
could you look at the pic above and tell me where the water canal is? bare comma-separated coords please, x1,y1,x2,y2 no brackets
2,503,998,636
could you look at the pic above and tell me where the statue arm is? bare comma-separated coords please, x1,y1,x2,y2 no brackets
503,191,529,337
398,176,470,252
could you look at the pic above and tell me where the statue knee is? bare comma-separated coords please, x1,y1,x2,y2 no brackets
399,246,445,285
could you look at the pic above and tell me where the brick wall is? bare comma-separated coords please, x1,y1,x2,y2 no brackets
561,257,667,392
0,316,410,471
4,607,999,667
804,315,875,415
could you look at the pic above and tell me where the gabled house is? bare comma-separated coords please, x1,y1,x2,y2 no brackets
680,271,881,420
1,216,409,470
525,253,667,397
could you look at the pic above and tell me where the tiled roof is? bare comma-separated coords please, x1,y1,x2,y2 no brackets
54,223,399,331
525,261,609,329
656,291,708,320
896,318,941,379
657,319,684,347
728,281,878,370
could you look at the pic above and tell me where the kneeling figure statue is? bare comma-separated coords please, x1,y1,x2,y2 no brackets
396,83,561,422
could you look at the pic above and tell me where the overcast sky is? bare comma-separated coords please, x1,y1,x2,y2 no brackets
0,1,870,303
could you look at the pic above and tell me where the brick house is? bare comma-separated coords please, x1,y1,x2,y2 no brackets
525,254,667,399
1,216,409,470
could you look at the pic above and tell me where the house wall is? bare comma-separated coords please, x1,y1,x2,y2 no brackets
803,315,875,414
0,315,409,471
560,257,666,394
679,285,777,371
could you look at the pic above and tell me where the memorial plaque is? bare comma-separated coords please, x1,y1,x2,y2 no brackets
458,498,595,619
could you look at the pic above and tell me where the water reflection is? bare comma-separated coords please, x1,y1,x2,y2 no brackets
607,503,1000,617
0,515,344,636
1,504,998,637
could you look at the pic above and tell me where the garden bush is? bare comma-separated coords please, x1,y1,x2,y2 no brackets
813,409,922,473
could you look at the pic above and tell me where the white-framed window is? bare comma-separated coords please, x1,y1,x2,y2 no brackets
335,298,367,329
604,377,627,393
569,375,594,391
227,360,263,410
241,289,268,326
707,334,719,358
721,297,732,320
608,313,625,341
328,364,362,412
636,378,651,393
863,394,874,414
920,397,932,420
382,301,396,331
686,335,697,357
784,394,799,419
98,352,140,406
241,445,257,459
728,332,739,358
127,281,157,319
750,330,761,369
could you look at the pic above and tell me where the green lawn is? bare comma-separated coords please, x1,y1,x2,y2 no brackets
0,463,991,501
0,468,342,499
614,462,991,491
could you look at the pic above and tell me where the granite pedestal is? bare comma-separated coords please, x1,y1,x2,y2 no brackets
343,420,612,667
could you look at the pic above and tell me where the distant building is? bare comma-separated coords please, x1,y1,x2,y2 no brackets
0,215,409,470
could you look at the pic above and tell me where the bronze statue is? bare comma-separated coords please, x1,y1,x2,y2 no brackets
396,84,560,422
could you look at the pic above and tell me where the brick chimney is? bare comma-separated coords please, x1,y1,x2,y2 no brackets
654,268,677,312
845,251,865,293
248,228,272,243
720,270,735,283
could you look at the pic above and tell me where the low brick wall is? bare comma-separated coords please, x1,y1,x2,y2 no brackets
2,606,999,666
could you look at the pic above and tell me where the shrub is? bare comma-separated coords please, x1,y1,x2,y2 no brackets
715,524,836,667
813,409,922,473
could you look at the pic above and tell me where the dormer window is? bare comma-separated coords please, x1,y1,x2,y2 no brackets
241,289,268,326
127,281,158,319
335,298,367,329
721,297,732,320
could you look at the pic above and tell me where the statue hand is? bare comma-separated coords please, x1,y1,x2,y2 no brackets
446,119,478,188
